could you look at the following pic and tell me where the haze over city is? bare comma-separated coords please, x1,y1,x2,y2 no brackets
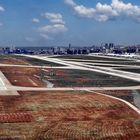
0,0,140,46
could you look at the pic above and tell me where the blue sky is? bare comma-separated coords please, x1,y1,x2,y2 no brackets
0,0,140,46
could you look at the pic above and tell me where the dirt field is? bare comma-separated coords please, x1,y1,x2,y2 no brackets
0,90,139,140
45,69,140,87
22,57,64,66
1,66,140,88
0,55,140,139
0,55,30,65
97,90,135,105
0,66,47,87
0,55,64,66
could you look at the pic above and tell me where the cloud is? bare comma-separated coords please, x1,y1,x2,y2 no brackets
0,5,5,27
65,0,140,22
0,5,5,12
65,0,76,7
37,12,67,40
25,37,35,42
40,34,53,40
32,18,40,23
38,24,67,40
41,12,65,24
38,24,67,34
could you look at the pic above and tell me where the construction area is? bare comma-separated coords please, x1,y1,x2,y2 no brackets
0,54,140,140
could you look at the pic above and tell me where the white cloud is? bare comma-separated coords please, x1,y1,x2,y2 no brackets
0,6,5,27
38,24,67,40
37,12,67,40
65,0,76,6
74,5,95,18
25,37,35,42
32,18,40,23
40,34,53,40
0,5,5,12
42,12,65,24
38,24,67,34
65,0,140,22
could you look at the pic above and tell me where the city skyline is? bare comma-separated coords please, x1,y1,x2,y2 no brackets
0,0,140,46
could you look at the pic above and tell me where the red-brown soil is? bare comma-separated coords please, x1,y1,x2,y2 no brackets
0,56,30,65
0,66,47,87
0,91,139,140
98,90,135,105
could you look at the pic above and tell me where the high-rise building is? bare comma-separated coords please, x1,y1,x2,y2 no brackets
69,43,71,48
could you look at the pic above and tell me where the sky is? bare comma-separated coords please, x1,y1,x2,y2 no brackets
0,0,140,46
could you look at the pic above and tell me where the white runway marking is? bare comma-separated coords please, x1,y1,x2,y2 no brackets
0,71,19,95
0,73,7,90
